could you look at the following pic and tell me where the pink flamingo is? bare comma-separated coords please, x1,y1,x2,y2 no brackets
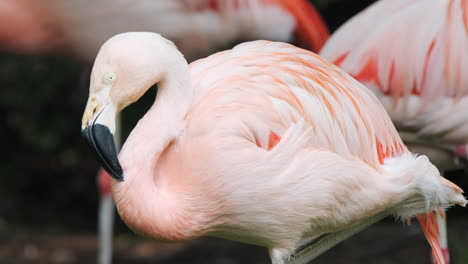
81,32,465,264
319,0,468,262
0,1,329,263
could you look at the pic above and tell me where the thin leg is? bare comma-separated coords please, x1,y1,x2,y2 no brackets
435,209,449,264
432,169,449,264
97,113,121,264
283,210,391,264
98,195,115,264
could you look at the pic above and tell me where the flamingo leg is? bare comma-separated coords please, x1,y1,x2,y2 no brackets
430,167,449,264
98,194,115,264
283,209,392,264
97,113,121,264
435,209,449,264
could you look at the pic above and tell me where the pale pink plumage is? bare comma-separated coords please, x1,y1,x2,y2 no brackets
83,33,465,264
319,0,468,263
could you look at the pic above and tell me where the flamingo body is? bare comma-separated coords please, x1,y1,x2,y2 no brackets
0,2,329,263
82,33,465,264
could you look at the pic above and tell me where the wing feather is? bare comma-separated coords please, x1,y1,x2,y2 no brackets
187,41,406,168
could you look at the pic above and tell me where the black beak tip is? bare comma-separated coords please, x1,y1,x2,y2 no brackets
82,124,125,181
107,172,125,181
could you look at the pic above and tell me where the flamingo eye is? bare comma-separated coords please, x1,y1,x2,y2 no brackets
103,72,117,84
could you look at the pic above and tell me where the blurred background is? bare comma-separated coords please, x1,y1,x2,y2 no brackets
1,0,467,263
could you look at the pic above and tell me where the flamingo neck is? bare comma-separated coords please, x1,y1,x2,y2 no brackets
126,72,190,166
119,41,191,169
111,46,195,239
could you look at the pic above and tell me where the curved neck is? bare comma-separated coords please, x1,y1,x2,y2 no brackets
113,48,200,240
117,46,191,182
111,45,196,239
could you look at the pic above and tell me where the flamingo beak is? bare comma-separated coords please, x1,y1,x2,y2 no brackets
81,101,124,181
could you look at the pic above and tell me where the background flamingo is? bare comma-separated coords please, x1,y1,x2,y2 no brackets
319,0,468,262
0,1,329,263
81,32,465,264
0,0,328,62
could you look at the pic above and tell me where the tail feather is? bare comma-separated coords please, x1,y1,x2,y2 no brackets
416,211,445,264
271,0,329,52
383,154,466,264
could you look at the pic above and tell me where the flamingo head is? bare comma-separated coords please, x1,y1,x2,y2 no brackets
81,32,182,181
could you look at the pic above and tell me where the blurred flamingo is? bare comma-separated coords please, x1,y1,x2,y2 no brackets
0,0,328,62
81,32,465,264
0,1,329,263
320,0,468,262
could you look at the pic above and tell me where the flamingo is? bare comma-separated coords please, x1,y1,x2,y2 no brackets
0,1,329,263
81,32,465,264
319,0,468,262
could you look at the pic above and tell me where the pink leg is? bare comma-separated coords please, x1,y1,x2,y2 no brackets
435,210,449,264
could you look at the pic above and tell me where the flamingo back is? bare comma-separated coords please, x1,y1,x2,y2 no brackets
188,40,406,169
